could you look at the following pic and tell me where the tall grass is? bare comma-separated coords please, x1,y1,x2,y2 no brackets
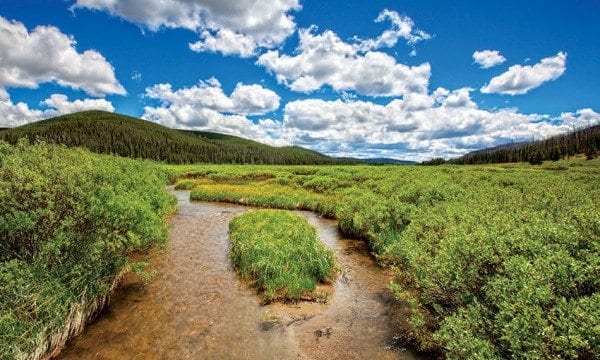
0,140,176,359
229,210,336,302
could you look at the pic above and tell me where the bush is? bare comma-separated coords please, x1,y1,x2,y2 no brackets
0,140,176,358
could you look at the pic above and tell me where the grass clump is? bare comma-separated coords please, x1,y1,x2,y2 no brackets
229,210,335,302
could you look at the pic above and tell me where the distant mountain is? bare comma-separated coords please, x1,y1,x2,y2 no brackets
337,157,418,165
0,110,337,165
439,124,600,165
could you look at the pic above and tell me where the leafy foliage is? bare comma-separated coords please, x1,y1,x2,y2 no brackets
229,210,336,302
0,140,176,358
174,161,600,358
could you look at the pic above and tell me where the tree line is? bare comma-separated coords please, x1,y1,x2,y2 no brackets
422,124,599,165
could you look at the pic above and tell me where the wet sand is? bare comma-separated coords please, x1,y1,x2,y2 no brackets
58,189,423,359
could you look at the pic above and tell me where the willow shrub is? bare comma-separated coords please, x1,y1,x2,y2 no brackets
0,140,176,358
229,210,335,302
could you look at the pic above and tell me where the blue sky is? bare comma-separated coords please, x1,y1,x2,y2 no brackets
1,0,598,160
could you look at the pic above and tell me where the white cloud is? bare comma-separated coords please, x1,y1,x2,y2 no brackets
0,93,114,127
141,79,284,144
257,26,431,96
353,9,431,52
278,89,585,161
0,17,125,97
472,50,506,68
144,78,279,116
0,95,42,128
190,29,257,57
142,106,285,146
481,52,567,95
41,94,114,114
139,80,595,160
73,0,300,57
131,71,142,83
230,83,281,115
560,108,600,128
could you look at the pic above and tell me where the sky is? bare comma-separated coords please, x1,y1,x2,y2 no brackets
1,0,599,160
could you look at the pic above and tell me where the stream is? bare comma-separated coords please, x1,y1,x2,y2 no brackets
58,189,423,359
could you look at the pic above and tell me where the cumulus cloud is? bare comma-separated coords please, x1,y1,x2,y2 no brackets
41,94,114,114
0,17,125,96
0,93,114,127
472,50,506,68
560,108,600,128
257,26,431,96
144,78,280,116
141,80,590,160
280,90,579,160
142,79,284,144
190,29,257,57
73,0,300,57
481,52,567,95
353,9,431,52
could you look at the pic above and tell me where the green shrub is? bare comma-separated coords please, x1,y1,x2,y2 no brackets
0,140,176,358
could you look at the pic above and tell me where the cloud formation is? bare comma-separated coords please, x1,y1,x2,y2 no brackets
0,93,114,127
144,78,280,116
0,17,125,96
279,89,577,160
560,108,600,128
481,52,567,95
140,79,597,161
257,26,431,96
472,50,506,68
73,0,300,57
142,79,284,144
353,9,431,52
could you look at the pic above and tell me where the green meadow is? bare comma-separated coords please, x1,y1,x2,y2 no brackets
1,138,598,359
174,160,600,359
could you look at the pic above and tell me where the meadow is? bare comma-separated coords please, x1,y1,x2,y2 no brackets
172,160,600,359
229,210,335,302
0,140,176,359
1,137,598,359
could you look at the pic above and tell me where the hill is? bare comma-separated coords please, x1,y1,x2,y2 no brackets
0,111,337,165
423,124,600,165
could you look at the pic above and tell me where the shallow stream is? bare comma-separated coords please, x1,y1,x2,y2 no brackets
59,189,423,359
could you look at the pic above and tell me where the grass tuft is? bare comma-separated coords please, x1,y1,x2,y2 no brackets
229,210,336,302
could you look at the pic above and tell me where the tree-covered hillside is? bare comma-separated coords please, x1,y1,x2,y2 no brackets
446,125,600,165
0,111,336,165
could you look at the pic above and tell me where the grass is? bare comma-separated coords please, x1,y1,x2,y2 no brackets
229,210,336,302
171,159,600,359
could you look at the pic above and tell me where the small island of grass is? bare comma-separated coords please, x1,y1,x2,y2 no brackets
228,210,336,302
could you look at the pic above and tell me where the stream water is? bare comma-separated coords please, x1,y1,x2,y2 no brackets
58,189,423,359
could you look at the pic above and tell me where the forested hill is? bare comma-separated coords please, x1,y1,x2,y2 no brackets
0,111,337,165
443,124,599,165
